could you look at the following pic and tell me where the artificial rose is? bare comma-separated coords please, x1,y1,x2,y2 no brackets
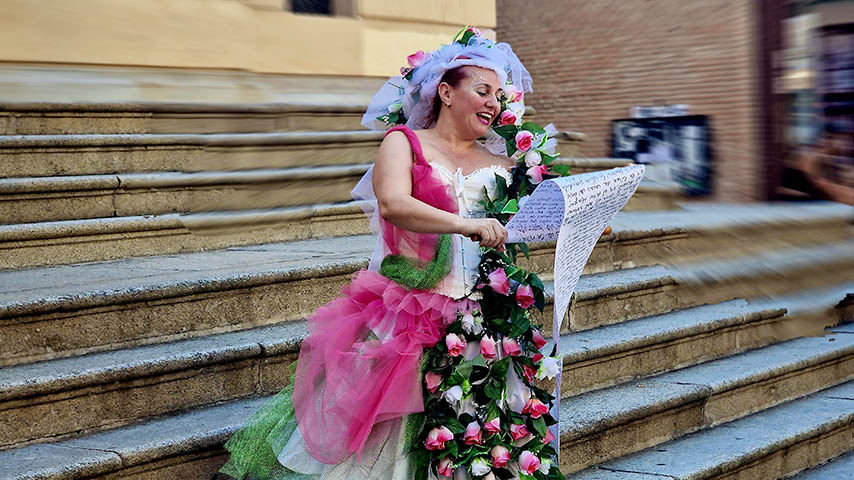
487,268,510,295
532,352,544,363
505,85,524,103
464,421,482,445
490,445,511,468
480,335,498,360
508,102,526,120
539,458,552,474
425,371,443,393
467,26,482,36
522,363,537,382
443,385,464,403
537,356,562,380
483,416,500,434
445,333,467,357
407,50,428,68
437,456,454,477
461,312,483,335
502,337,522,357
519,451,541,475
516,283,535,309
425,426,454,450
509,423,530,441
515,130,534,152
532,330,548,350
523,398,549,419
543,427,555,444
526,164,548,184
470,457,491,476
524,150,542,168
498,109,517,126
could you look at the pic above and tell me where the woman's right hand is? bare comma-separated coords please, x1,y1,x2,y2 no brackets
459,218,508,250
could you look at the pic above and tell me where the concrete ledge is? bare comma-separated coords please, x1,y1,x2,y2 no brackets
572,380,854,479
790,449,854,479
558,334,854,474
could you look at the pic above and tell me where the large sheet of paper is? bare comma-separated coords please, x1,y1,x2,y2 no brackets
505,164,645,449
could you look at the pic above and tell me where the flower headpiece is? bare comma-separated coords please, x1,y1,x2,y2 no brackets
362,27,532,132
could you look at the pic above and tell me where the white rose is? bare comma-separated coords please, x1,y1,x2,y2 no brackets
508,102,526,122
524,150,542,168
537,356,562,380
539,458,552,474
442,385,464,403
470,457,491,476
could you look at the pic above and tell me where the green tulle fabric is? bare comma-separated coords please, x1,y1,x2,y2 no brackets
219,365,316,480
379,234,452,290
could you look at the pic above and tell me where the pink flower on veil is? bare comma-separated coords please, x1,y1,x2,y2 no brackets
519,451,542,475
515,284,535,308
445,333,467,357
515,130,534,152
407,50,428,68
487,268,510,295
425,371,443,393
437,456,454,477
425,426,454,450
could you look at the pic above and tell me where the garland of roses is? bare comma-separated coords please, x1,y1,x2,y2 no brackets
378,27,569,480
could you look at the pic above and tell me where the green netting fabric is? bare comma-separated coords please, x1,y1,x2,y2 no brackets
219,365,316,480
379,234,453,290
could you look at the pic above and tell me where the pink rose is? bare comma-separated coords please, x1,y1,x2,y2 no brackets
526,164,548,184
437,456,454,477
483,417,500,434
487,268,510,295
502,337,521,357
400,66,412,76
464,421,482,445
519,451,541,475
425,426,454,451
509,423,529,441
505,85,524,103
515,130,534,152
523,398,549,419
445,333,467,357
532,352,544,363
543,427,555,444
425,371,443,393
407,50,428,68
522,363,537,382
467,26,482,36
480,336,498,360
490,445,510,468
532,330,548,350
516,284,535,309
498,110,517,126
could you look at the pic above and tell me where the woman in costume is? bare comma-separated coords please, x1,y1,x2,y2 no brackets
221,28,566,480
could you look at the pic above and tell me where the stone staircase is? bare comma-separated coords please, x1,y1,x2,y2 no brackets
0,101,852,480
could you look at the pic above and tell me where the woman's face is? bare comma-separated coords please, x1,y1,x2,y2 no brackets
442,67,503,138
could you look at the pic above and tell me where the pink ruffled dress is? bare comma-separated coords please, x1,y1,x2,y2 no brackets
223,126,511,480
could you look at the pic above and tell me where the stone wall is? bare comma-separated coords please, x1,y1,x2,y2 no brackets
497,0,762,201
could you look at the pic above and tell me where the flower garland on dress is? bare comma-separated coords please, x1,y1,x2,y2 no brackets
375,27,569,480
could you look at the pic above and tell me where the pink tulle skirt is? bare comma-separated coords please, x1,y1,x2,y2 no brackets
291,270,466,465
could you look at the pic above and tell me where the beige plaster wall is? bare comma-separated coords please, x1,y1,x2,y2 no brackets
0,0,495,77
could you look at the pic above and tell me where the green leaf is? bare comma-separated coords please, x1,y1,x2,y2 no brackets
551,164,571,177
494,173,508,199
530,416,547,437
491,357,511,378
493,124,518,141
518,242,530,260
519,473,536,480
484,378,503,399
521,121,547,134
444,439,459,457
501,198,518,214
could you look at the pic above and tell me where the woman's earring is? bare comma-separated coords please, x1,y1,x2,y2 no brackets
445,102,451,108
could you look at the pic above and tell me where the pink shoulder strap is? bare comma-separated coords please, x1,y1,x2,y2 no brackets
385,125,429,166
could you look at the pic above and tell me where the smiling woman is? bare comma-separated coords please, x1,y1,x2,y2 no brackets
220,27,567,480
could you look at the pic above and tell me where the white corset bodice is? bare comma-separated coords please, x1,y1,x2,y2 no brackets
430,162,512,300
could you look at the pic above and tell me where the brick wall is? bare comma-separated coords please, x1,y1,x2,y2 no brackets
497,0,762,201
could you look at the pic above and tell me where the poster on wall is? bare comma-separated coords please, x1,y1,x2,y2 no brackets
611,115,712,196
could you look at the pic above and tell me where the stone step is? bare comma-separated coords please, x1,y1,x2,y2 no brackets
1,101,370,135
0,395,269,480
1,330,851,479
0,198,847,270
0,100,544,136
1,223,850,367
558,284,853,397
568,379,854,479
789,449,854,479
0,131,383,178
0,166,368,224
558,332,854,474
3,284,848,449
0,125,575,179
0,163,663,226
